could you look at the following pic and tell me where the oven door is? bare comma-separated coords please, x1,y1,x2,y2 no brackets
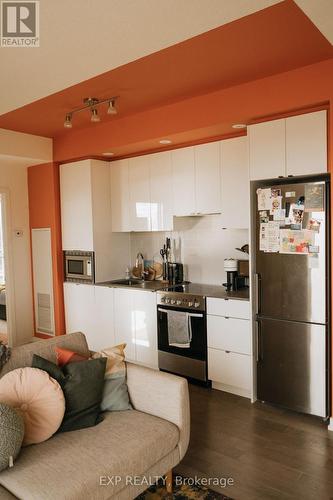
157,306,208,381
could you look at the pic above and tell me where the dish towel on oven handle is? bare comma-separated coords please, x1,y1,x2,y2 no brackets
166,310,202,348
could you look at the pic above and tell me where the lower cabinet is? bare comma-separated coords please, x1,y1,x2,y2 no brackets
114,288,158,369
207,297,252,398
63,283,115,352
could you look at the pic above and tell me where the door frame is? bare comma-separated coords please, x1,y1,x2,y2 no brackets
0,188,16,347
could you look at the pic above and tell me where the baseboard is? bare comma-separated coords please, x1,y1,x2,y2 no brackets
328,418,333,431
211,381,251,399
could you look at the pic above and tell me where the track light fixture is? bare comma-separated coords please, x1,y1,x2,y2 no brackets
64,96,118,128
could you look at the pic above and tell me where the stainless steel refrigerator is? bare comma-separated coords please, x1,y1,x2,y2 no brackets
253,175,330,418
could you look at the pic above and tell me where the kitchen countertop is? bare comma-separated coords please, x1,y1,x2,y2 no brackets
96,280,249,300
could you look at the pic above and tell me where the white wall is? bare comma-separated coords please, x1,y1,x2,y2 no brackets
130,215,249,285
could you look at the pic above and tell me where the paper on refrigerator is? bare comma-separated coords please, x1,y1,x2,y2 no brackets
260,221,280,253
257,188,271,210
279,229,315,254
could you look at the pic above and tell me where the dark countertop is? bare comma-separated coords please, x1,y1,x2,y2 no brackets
96,280,250,300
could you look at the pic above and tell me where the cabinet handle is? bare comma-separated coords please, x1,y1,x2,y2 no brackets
224,316,229,319
225,350,231,354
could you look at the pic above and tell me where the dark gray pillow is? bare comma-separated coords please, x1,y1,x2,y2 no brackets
32,354,107,432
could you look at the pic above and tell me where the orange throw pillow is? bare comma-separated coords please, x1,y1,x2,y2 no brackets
55,347,88,367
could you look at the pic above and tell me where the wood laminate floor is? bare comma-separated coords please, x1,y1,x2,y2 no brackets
177,384,333,500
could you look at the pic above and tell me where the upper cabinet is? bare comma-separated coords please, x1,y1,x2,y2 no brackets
249,110,327,180
286,110,327,176
248,118,285,180
149,151,173,231
110,159,130,232
128,156,151,232
172,146,196,216
195,142,221,214
220,136,249,229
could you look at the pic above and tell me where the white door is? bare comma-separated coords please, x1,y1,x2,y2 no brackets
172,146,196,216
208,348,251,394
286,110,327,176
220,136,249,228
113,288,136,361
195,142,221,214
110,159,131,232
63,283,95,345
249,119,286,180
133,290,158,368
60,161,94,250
93,286,115,351
128,156,151,231
149,151,174,231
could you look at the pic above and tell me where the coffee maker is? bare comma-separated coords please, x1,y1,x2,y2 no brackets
223,259,238,291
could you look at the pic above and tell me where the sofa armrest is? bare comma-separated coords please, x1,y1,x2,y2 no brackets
126,363,190,461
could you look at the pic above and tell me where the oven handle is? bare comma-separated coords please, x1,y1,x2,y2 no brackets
157,307,204,318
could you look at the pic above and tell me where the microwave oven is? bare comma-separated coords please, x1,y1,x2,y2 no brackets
64,251,95,283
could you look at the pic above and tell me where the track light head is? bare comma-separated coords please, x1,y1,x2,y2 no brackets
107,100,117,115
64,114,72,128
91,108,100,122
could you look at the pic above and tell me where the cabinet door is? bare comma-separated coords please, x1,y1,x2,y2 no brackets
207,315,251,354
110,159,131,232
94,286,115,351
128,156,151,231
60,161,94,250
208,348,251,394
286,110,327,176
172,147,196,216
133,290,158,368
249,119,285,180
220,137,249,228
149,152,174,231
63,283,95,343
207,298,250,319
195,142,221,214
113,289,136,361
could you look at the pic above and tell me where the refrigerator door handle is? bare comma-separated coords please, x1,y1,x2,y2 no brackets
254,273,262,315
255,320,262,362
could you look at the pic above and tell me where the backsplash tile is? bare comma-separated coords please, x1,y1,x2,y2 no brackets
130,215,248,285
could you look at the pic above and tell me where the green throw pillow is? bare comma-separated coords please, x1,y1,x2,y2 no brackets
32,354,107,432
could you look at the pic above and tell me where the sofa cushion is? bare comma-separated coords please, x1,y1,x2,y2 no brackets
0,368,65,446
32,355,107,433
0,410,179,500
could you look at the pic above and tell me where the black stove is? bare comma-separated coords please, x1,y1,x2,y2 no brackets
157,282,207,311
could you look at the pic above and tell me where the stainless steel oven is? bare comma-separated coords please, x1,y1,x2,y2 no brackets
157,286,209,384
64,251,95,283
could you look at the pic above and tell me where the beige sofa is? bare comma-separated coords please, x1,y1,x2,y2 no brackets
0,333,190,500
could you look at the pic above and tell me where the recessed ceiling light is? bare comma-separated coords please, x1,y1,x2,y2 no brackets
159,139,172,145
102,152,114,156
232,124,247,129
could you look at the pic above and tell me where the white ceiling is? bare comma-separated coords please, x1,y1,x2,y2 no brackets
0,0,331,118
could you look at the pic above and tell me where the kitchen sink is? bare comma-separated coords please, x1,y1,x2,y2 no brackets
109,278,144,286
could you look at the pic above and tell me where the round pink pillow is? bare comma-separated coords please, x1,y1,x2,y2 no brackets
0,367,65,446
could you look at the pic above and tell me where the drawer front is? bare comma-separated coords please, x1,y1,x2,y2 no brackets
207,297,250,319
207,315,251,354
208,348,251,390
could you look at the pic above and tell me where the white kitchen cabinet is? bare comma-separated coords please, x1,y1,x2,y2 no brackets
207,315,251,354
207,297,250,319
220,136,249,228
149,151,174,231
60,159,117,282
208,348,251,395
249,118,286,180
110,159,131,232
113,288,158,368
60,160,94,250
113,288,136,361
172,146,196,216
194,142,221,214
286,110,327,176
132,290,158,368
63,283,115,352
128,156,151,231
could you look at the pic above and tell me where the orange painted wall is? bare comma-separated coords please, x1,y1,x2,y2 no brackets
28,162,65,337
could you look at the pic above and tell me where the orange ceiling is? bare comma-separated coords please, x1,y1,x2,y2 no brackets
0,0,332,142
